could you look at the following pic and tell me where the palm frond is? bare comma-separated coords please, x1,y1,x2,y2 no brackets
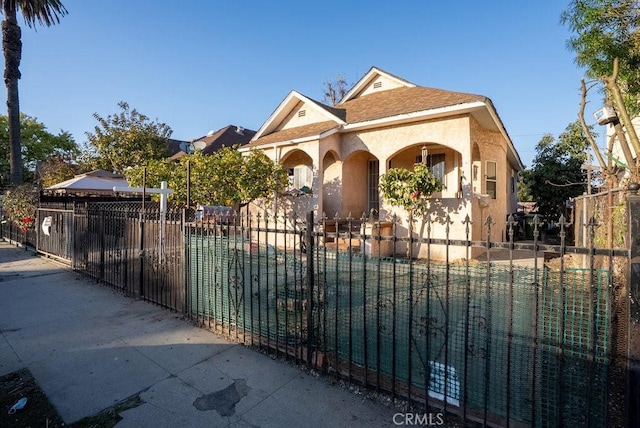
0,0,68,27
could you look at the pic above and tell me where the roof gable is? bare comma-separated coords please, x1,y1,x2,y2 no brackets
252,91,345,141
340,66,416,103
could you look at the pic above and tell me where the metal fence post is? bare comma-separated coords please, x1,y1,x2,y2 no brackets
306,210,314,369
627,182,640,428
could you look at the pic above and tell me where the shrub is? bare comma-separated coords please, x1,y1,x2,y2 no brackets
379,164,444,216
3,184,39,232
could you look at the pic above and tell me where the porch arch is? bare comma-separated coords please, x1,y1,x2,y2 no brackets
322,150,342,217
280,149,314,192
386,143,462,198
342,150,380,217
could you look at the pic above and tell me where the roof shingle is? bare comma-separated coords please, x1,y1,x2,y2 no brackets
249,85,487,147
244,121,338,148
337,86,486,124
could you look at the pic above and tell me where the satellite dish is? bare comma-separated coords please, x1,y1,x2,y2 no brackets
193,140,207,150
206,130,215,136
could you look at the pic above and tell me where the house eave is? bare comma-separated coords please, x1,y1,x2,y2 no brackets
239,128,339,153
341,101,488,131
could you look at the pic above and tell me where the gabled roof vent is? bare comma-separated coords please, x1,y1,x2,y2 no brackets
373,81,382,89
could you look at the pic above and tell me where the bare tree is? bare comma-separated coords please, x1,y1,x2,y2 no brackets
322,74,349,106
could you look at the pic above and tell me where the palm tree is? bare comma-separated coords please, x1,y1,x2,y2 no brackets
1,0,67,186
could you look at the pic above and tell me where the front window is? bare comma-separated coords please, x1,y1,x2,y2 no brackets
486,161,497,199
415,153,446,184
288,165,312,190
427,154,446,185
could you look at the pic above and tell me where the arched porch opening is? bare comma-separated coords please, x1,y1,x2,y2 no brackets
342,150,380,218
280,150,314,193
322,150,342,218
387,143,463,198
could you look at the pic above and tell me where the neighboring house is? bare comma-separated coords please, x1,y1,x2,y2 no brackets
168,125,256,160
242,67,524,258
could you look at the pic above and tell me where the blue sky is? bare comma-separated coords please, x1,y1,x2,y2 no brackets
7,0,600,168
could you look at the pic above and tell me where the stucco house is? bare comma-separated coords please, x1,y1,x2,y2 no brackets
242,67,524,258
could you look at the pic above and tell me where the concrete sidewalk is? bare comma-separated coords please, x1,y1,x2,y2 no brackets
0,242,399,427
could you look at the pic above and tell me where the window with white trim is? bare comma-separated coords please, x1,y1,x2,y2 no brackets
288,165,313,190
486,161,497,199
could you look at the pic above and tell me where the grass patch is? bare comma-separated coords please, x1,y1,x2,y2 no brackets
0,368,65,427
71,394,144,428
0,368,145,428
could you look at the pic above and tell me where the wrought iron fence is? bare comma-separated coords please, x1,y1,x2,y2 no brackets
4,197,632,427
36,207,74,261
185,210,628,427
72,201,185,312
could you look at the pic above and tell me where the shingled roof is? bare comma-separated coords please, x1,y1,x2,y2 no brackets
196,125,256,154
170,125,256,159
243,121,338,148
247,76,489,148
336,86,486,124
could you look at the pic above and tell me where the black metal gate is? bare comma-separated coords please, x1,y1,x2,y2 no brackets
72,201,184,312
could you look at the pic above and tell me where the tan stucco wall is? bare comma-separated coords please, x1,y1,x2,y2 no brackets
340,116,472,167
469,117,513,243
250,113,519,260
332,116,475,259
356,74,408,97
342,151,371,217
278,101,332,131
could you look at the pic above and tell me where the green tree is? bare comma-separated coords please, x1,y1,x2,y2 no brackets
521,121,590,221
563,1,640,179
1,0,67,186
562,1,640,108
80,101,172,174
124,147,288,208
517,176,533,202
0,113,77,189
39,154,77,187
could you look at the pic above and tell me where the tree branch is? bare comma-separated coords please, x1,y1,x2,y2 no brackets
579,78,610,175
604,57,640,166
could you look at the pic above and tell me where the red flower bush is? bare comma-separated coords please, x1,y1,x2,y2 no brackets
3,184,39,233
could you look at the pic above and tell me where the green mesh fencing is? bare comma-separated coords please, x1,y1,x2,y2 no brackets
187,236,611,427
316,252,538,423
538,268,610,428
188,234,307,345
